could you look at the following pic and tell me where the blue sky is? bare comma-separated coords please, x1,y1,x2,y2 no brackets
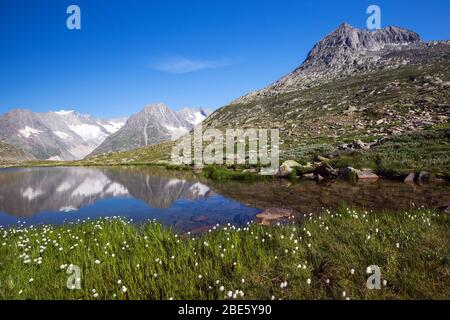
0,0,449,118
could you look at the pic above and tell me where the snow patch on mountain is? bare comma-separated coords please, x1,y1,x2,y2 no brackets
54,131,70,139
165,125,189,140
55,110,75,115
68,124,108,142
102,120,126,134
18,126,42,138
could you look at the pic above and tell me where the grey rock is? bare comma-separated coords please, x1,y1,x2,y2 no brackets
404,173,416,183
418,171,434,183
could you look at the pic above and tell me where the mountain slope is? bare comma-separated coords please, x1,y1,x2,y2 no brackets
89,104,209,156
0,140,35,164
205,23,450,160
0,109,125,160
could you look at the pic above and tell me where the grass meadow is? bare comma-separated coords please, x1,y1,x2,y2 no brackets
0,207,448,300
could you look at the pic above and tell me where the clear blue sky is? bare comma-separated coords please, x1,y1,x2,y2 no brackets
1,0,449,118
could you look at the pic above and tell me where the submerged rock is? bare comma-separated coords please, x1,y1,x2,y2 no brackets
256,208,296,226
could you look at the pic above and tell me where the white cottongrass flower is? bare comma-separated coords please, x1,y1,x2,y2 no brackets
198,274,203,279
342,291,346,298
366,266,372,274
93,293,99,298
117,279,122,284
396,243,400,248
121,286,128,293
383,279,388,286
306,278,311,285
350,269,355,275
280,281,288,289
28,278,34,283
227,291,233,298
219,286,225,292
94,259,101,264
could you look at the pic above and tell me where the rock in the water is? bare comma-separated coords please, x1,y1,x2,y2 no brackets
438,205,450,213
256,208,295,226
357,169,379,180
340,167,359,182
404,173,416,183
303,173,315,180
418,171,434,183
316,163,339,178
314,173,325,182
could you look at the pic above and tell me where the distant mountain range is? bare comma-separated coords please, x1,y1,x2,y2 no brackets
0,105,210,161
0,109,126,160
89,104,210,156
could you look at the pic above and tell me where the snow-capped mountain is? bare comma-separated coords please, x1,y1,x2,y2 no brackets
89,104,210,156
177,108,211,126
0,109,126,160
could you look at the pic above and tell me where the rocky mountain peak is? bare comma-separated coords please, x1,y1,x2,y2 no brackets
233,23,424,104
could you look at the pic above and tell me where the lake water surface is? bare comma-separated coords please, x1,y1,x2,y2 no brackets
0,167,448,232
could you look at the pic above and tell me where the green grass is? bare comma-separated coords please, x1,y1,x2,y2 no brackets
331,125,450,178
202,165,272,181
1,207,448,300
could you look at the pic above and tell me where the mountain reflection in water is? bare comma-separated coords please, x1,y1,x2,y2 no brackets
0,167,260,232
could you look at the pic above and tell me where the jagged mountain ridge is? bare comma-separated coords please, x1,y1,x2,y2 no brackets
0,109,126,160
233,23,427,104
89,104,210,156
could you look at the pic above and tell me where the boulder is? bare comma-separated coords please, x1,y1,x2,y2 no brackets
317,155,331,162
314,173,325,182
357,169,379,180
352,140,370,150
315,163,339,178
340,167,359,182
418,171,434,183
256,208,295,226
276,160,301,178
303,173,315,180
404,173,416,183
